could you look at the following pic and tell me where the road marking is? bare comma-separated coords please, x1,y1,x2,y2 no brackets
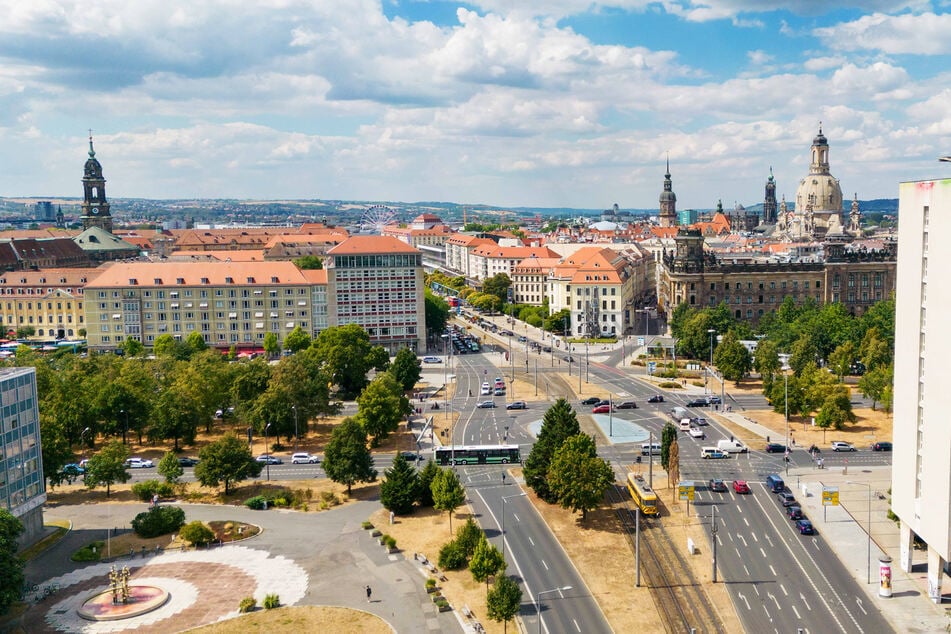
738,592,751,610
768,592,781,611
738,534,748,547
769,564,777,576
528,537,535,546
780,583,788,596
763,605,771,619
800,592,811,610
753,585,760,596
792,605,801,619
751,531,758,542
573,618,581,632
512,513,521,523
765,533,774,547
541,559,549,571
744,565,750,576
759,546,766,558
856,598,867,615
743,517,750,527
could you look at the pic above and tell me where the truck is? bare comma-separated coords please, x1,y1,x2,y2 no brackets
717,439,748,453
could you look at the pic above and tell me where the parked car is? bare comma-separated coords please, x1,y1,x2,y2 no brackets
506,401,527,410
477,401,496,409
291,453,319,464
592,404,612,414
872,441,893,452
542,346,552,352
422,356,442,364
563,355,575,362
647,395,664,403
616,401,638,410
517,336,527,342
61,463,85,477
480,383,491,395
778,492,797,507
256,455,283,465
124,458,154,469
701,448,728,459
688,427,705,439
786,505,804,520
831,441,856,452
795,519,815,535
708,478,727,492
732,480,751,494
581,396,602,405
765,442,787,453
177,457,199,467
686,398,708,407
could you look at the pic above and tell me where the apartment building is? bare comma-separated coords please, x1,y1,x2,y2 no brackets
444,234,495,279
469,245,560,282
301,268,329,337
511,257,561,305
0,268,96,341
83,261,313,351
0,366,45,546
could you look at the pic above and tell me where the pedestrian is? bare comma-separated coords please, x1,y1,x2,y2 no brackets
366,585,372,603
502,472,506,485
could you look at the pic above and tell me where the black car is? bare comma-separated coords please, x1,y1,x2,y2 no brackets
178,457,199,467
580,396,602,405
686,399,708,407
647,395,664,403
708,478,727,493
786,505,804,520
765,443,787,453
616,401,638,410
872,441,893,452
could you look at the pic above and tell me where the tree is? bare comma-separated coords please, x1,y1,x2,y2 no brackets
543,308,571,334
858,364,893,411
417,459,439,507
323,417,377,495
668,441,680,490
389,348,422,392
121,337,145,357
547,434,614,521
153,334,187,360
284,326,311,353
668,302,695,340
788,333,820,376
456,517,483,558
816,390,857,430
523,399,580,503
859,327,892,371
827,341,857,381
424,290,450,337
179,521,215,547
84,440,131,497
431,467,465,533
157,451,184,484
769,373,805,418
194,433,262,495
263,332,281,358
713,330,752,383
185,331,208,356
467,292,501,313
293,255,323,269
356,372,411,446
486,575,522,632
314,325,390,397
0,509,24,616
660,422,677,471
470,534,506,589
15,326,35,339
482,273,512,303
754,338,781,396
380,453,419,515
150,374,202,450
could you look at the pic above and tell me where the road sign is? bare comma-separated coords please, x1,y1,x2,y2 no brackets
678,481,695,501
822,486,840,506
647,361,656,375
637,337,645,346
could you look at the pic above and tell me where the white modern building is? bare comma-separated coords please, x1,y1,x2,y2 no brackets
892,177,951,603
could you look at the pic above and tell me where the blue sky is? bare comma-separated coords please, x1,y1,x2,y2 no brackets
1,0,949,209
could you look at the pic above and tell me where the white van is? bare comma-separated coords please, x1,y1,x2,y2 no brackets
700,446,725,459
678,418,692,432
671,406,689,420
640,442,661,455
717,439,748,454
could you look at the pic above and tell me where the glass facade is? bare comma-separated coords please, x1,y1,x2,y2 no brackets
0,367,45,523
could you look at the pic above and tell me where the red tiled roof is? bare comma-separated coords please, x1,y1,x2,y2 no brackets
327,235,421,255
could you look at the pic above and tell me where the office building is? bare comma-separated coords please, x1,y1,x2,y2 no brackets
0,367,45,546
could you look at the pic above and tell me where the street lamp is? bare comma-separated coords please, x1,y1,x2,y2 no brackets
292,405,299,453
264,423,272,482
536,585,572,634
501,492,527,562
782,362,790,476
707,329,716,366
847,480,873,585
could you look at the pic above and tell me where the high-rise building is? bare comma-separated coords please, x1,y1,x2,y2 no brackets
0,366,45,546
892,177,951,603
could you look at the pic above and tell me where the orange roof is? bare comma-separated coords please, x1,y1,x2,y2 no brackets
512,257,562,274
300,269,328,284
0,267,103,286
327,235,421,255
264,234,345,248
649,227,680,239
471,245,559,259
86,261,310,288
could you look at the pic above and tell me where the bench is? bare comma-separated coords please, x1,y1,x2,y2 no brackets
462,605,472,618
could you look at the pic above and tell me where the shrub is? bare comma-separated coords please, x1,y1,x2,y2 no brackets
180,521,215,547
362,521,374,530
244,496,267,510
131,506,186,538
438,540,467,571
425,578,436,589
383,535,397,549
263,593,280,609
131,480,176,501
238,597,257,613
72,540,104,562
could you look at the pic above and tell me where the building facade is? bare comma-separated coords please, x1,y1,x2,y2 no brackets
326,236,426,354
0,367,45,547
0,269,94,341
892,178,951,602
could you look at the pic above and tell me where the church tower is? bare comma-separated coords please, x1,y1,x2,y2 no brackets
80,132,113,233
763,167,777,224
658,156,677,227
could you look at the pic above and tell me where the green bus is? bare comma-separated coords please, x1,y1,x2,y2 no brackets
434,444,521,466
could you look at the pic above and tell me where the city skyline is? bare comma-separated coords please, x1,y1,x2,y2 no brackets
1,1,949,208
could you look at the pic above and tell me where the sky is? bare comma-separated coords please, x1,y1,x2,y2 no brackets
1,0,950,210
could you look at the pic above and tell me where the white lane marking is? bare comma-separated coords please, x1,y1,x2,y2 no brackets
743,517,750,527
765,533,774,547
751,531,758,542
744,565,751,576
753,585,760,596
792,605,801,619
738,592,751,610
512,513,520,523
856,598,867,615
760,547,767,559
738,535,748,547
528,537,535,546
769,564,777,576
573,618,581,632
800,592,811,611
541,559,549,571
780,584,788,596
768,592,781,611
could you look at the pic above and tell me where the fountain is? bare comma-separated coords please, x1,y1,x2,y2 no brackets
77,565,170,621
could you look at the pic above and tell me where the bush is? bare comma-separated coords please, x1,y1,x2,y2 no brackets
131,506,186,538
383,535,397,549
362,521,374,530
425,577,436,588
180,521,215,547
455,518,482,558
244,496,267,510
238,596,257,613
263,593,280,609
72,540,104,562
131,480,176,502
438,540,467,571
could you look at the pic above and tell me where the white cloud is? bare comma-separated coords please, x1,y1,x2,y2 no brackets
815,12,951,54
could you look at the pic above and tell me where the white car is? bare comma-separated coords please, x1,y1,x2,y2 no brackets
124,457,154,469
831,441,856,452
688,427,705,439
422,356,442,363
480,382,491,395
291,453,319,464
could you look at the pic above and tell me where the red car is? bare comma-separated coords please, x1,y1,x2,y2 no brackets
732,480,751,494
592,404,612,413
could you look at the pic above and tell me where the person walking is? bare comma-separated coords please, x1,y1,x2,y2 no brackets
366,585,372,603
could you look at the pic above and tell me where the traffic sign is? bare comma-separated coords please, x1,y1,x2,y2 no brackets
822,486,840,506
647,361,656,375
678,481,695,501
637,337,645,346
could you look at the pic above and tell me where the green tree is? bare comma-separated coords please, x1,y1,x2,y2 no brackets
15,326,35,339
157,451,184,484
424,290,450,337
284,326,311,353
150,375,202,450
547,434,614,521
431,467,466,533
194,433,263,495
712,330,752,383
179,521,215,547
263,332,281,358
417,459,439,507
153,333,187,360
356,372,411,446
380,453,419,515
815,390,857,430
543,308,571,334
185,331,208,357
660,422,677,471
40,416,75,488
456,517,483,558
753,338,781,397
482,273,512,303
470,534,506,589
668,302,695,340
467,292,501,313
769,373,805,418
858,364,893,410
827,341,857,381
523,399,580,503
0,509,24,616
800,362,839,415
293,255,323,269
389,348,422,392
788,333,820,376
84,440,131,497
486,575,522,632
314,325,390,397
859,327,892,371
121,337,145,357
323,417,377,495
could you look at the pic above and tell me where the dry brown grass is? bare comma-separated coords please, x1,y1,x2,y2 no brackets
184,606,393,634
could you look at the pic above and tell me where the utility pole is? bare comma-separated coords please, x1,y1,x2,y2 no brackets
635,507,641,587
711,505,719,583
648,431,654,490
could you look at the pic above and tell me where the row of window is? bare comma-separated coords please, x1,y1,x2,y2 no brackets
0,287,83,296
104,321,308,333
100,287,308,299
5,301,78,310
2,315,78,324
333,255,421,268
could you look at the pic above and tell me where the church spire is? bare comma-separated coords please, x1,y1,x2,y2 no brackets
88,129,96,158
659,154,677,228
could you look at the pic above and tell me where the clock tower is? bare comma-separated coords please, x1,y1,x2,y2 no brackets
80,132,113,232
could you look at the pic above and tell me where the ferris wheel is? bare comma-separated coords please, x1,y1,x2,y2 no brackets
360,205,397,233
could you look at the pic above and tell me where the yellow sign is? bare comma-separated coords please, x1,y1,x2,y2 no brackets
822,487,840,506
678,481,695,501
